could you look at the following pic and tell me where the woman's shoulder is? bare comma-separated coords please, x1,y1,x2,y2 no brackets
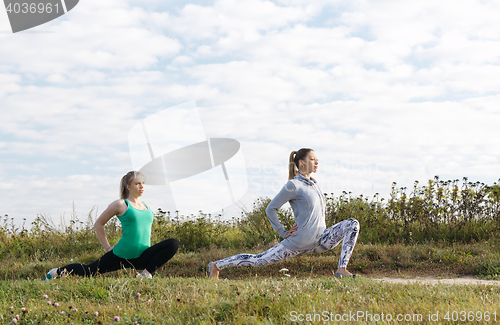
109,199,128,215
142,201,152,211
110,198,127,206
282,179,298,190
288,177,308,188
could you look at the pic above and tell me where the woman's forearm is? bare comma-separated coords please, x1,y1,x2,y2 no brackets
94,223,112,251
93,200,121,252
266,181,296,238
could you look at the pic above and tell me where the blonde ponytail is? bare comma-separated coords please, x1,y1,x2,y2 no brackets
119,171,142,199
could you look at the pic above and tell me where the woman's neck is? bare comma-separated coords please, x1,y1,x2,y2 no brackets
126,196,142,205
298,171,311,179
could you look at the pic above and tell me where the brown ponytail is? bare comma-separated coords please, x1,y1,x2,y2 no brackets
288,148,313,180
119,171,143,199
288,151,298,180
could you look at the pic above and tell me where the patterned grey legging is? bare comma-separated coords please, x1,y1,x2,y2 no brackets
215,218,359,270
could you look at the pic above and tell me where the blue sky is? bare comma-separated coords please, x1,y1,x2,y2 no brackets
1,0,500,227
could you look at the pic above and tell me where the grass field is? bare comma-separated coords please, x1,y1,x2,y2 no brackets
3,240,500,281
2,177,500,323
2,241,500,324
2,273,499,324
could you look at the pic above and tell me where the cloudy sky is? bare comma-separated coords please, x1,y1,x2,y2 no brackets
1,0,499,227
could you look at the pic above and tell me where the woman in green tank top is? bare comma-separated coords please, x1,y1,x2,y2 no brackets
43,171,179,279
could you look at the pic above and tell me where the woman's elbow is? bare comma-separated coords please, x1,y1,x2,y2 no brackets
94,220,103,231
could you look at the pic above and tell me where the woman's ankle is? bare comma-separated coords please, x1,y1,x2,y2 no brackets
336,268,352,275
209,262,220,279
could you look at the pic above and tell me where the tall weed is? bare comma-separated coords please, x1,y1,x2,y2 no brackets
326,176,500,244
1,175,499,274
237,197,294,248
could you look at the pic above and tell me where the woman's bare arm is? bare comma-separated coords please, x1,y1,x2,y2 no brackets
94,200,126,251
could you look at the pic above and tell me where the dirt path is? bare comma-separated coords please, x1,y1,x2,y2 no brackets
371,276,500,285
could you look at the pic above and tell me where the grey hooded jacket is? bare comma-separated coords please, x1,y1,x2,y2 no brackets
265,174,326,251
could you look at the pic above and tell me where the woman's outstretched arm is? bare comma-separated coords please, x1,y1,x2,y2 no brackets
94,200,125,252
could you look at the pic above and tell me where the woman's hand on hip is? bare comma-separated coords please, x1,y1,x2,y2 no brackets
284,224,298,239
105,244,116,252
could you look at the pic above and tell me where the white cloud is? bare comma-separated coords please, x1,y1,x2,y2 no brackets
163,0,310,39
1,0,500,227
0,0,182,76
0,73,22,97
0,174,118,227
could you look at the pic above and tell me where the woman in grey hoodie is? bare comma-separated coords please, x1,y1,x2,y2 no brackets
208,148,359,279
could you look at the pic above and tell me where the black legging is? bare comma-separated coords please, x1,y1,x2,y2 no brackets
57,238,178,277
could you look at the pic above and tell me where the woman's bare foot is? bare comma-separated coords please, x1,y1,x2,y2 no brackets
335,267,353,276
208,262,219,279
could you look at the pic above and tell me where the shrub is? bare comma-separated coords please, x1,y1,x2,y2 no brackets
237,197,294,248
477,258,500,279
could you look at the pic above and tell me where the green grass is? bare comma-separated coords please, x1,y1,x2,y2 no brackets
2,176,500,323
3,241,500,281
2,275,499,324
3,240,499,323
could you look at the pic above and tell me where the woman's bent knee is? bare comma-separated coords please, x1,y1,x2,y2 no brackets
167,238,179,252
347,218,359,230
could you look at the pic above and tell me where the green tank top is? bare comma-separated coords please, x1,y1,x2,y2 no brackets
112,199,154,259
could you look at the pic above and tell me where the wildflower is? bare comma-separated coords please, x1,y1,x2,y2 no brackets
213,309,216,312
114,316,121,321
72,308,78,312
9,306,13,309
47,301,52,305
15,315,20,319
94,311,99,316
42,294,48,299
136,292,141,299
21,307,26,312
12,319,17,323
54,303,59,307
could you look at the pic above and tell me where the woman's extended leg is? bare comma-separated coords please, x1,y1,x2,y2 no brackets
45,238,178,279
313,218,360,274
56,250,125,277
127,238,179,274
209,243,304,278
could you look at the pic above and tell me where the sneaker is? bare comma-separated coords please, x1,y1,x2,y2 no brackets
42,268,58,281
136,273,153,279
